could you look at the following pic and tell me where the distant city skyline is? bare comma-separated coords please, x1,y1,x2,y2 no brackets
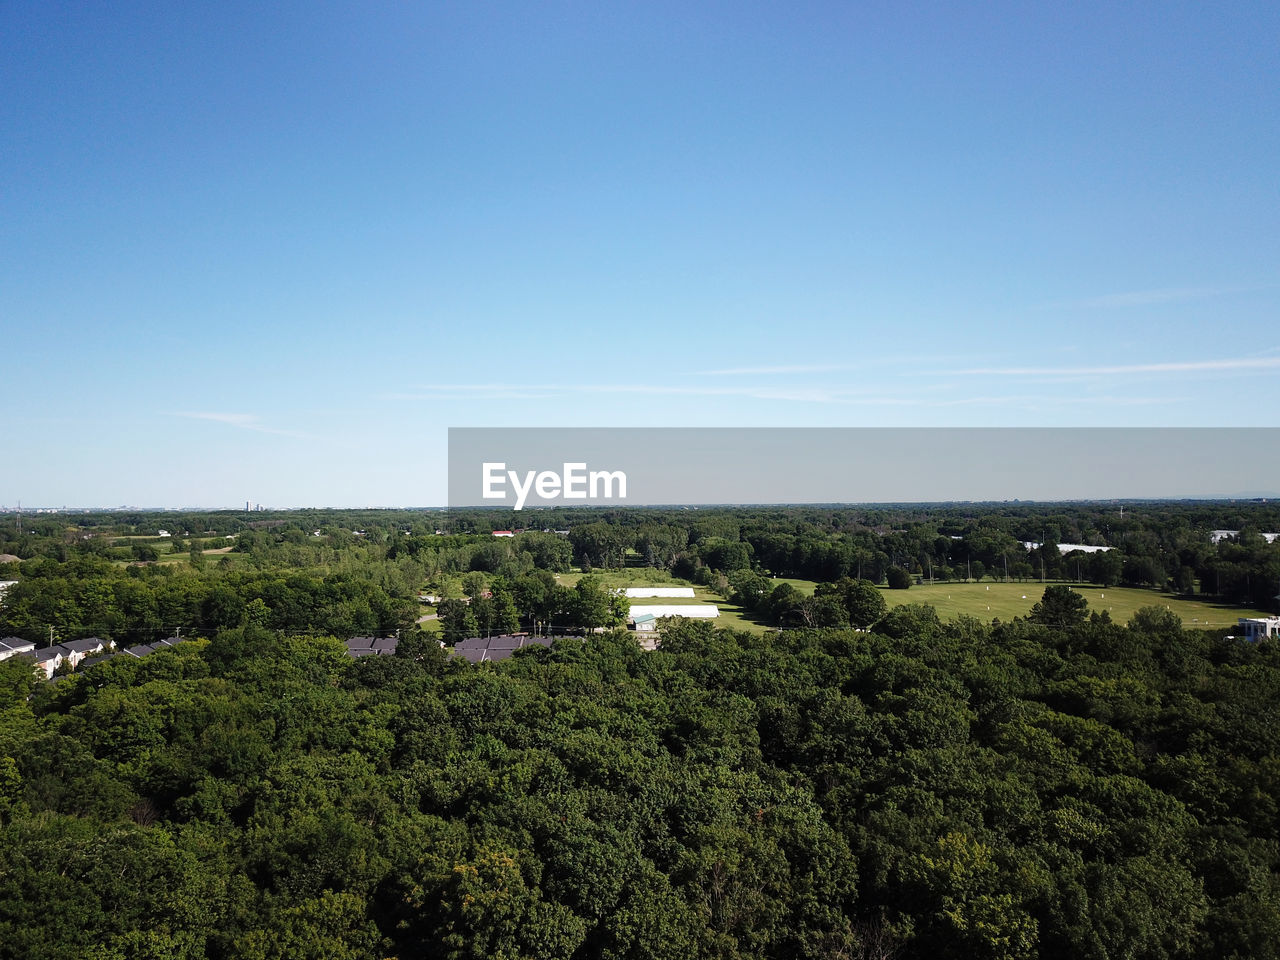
3,2,1277,505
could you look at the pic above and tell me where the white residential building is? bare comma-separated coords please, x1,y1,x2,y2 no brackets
32,648,63,679
58,637,107,669
0,636,36,661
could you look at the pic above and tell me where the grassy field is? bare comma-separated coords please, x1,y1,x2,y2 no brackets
555,569,689,589
763,577,819,595
724,577,1267,630
881,580,1270,629
156,546,239,566
417,609,442,635
543,570,1270,633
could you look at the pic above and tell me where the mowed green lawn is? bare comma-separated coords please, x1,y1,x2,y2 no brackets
555,570,1270,633
881,581,1271,629
155,546,240,566
556,569,684,590
556,570,770,633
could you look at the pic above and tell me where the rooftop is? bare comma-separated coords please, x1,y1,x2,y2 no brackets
450,634,555,663
61,637,106,654
345,635,398,657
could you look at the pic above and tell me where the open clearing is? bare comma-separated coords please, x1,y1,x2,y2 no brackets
156,546,240,566
548,571,1268,633
881,580,1270,629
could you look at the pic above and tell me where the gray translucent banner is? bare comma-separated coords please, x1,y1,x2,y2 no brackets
448,428,1280,508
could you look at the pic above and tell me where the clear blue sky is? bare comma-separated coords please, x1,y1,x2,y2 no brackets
3,1,1277,506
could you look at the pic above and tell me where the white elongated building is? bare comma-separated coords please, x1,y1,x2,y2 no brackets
1239,617,1280,643
617,587,697,598
628,604,719,620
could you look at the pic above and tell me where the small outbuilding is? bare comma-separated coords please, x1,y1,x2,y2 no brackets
0,636,36,661
1239,617,1280,643
628,604,719,621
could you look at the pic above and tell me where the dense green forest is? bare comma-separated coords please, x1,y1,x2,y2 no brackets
3,504,1280,957
3,600,1280,958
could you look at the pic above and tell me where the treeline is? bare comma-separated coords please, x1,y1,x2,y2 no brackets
724,574,890,628
4,592,1280,958
0,561,415,644
387,529,573,579
437,503,1280,607
4,502,1279,630
437,573,629,641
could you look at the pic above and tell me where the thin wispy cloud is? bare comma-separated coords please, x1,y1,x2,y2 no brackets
175,412,258,426
698,353,986,377
391,382,1169,409
933,395,1169,408
171,412,311,438
954,357,1280,377
698,363,861,376
395,382,899,404
1046,284,1263,310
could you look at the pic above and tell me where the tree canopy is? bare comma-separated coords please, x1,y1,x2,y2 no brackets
1,600,1279,957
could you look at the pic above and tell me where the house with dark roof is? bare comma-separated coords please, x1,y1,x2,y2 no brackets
13,633,189,679
78,651,119,670
345,636,399,658
59,637,107,668
32,647,63,679
115,636,188,661
346,636,376,656
451,633,555,664
0,636,36,661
